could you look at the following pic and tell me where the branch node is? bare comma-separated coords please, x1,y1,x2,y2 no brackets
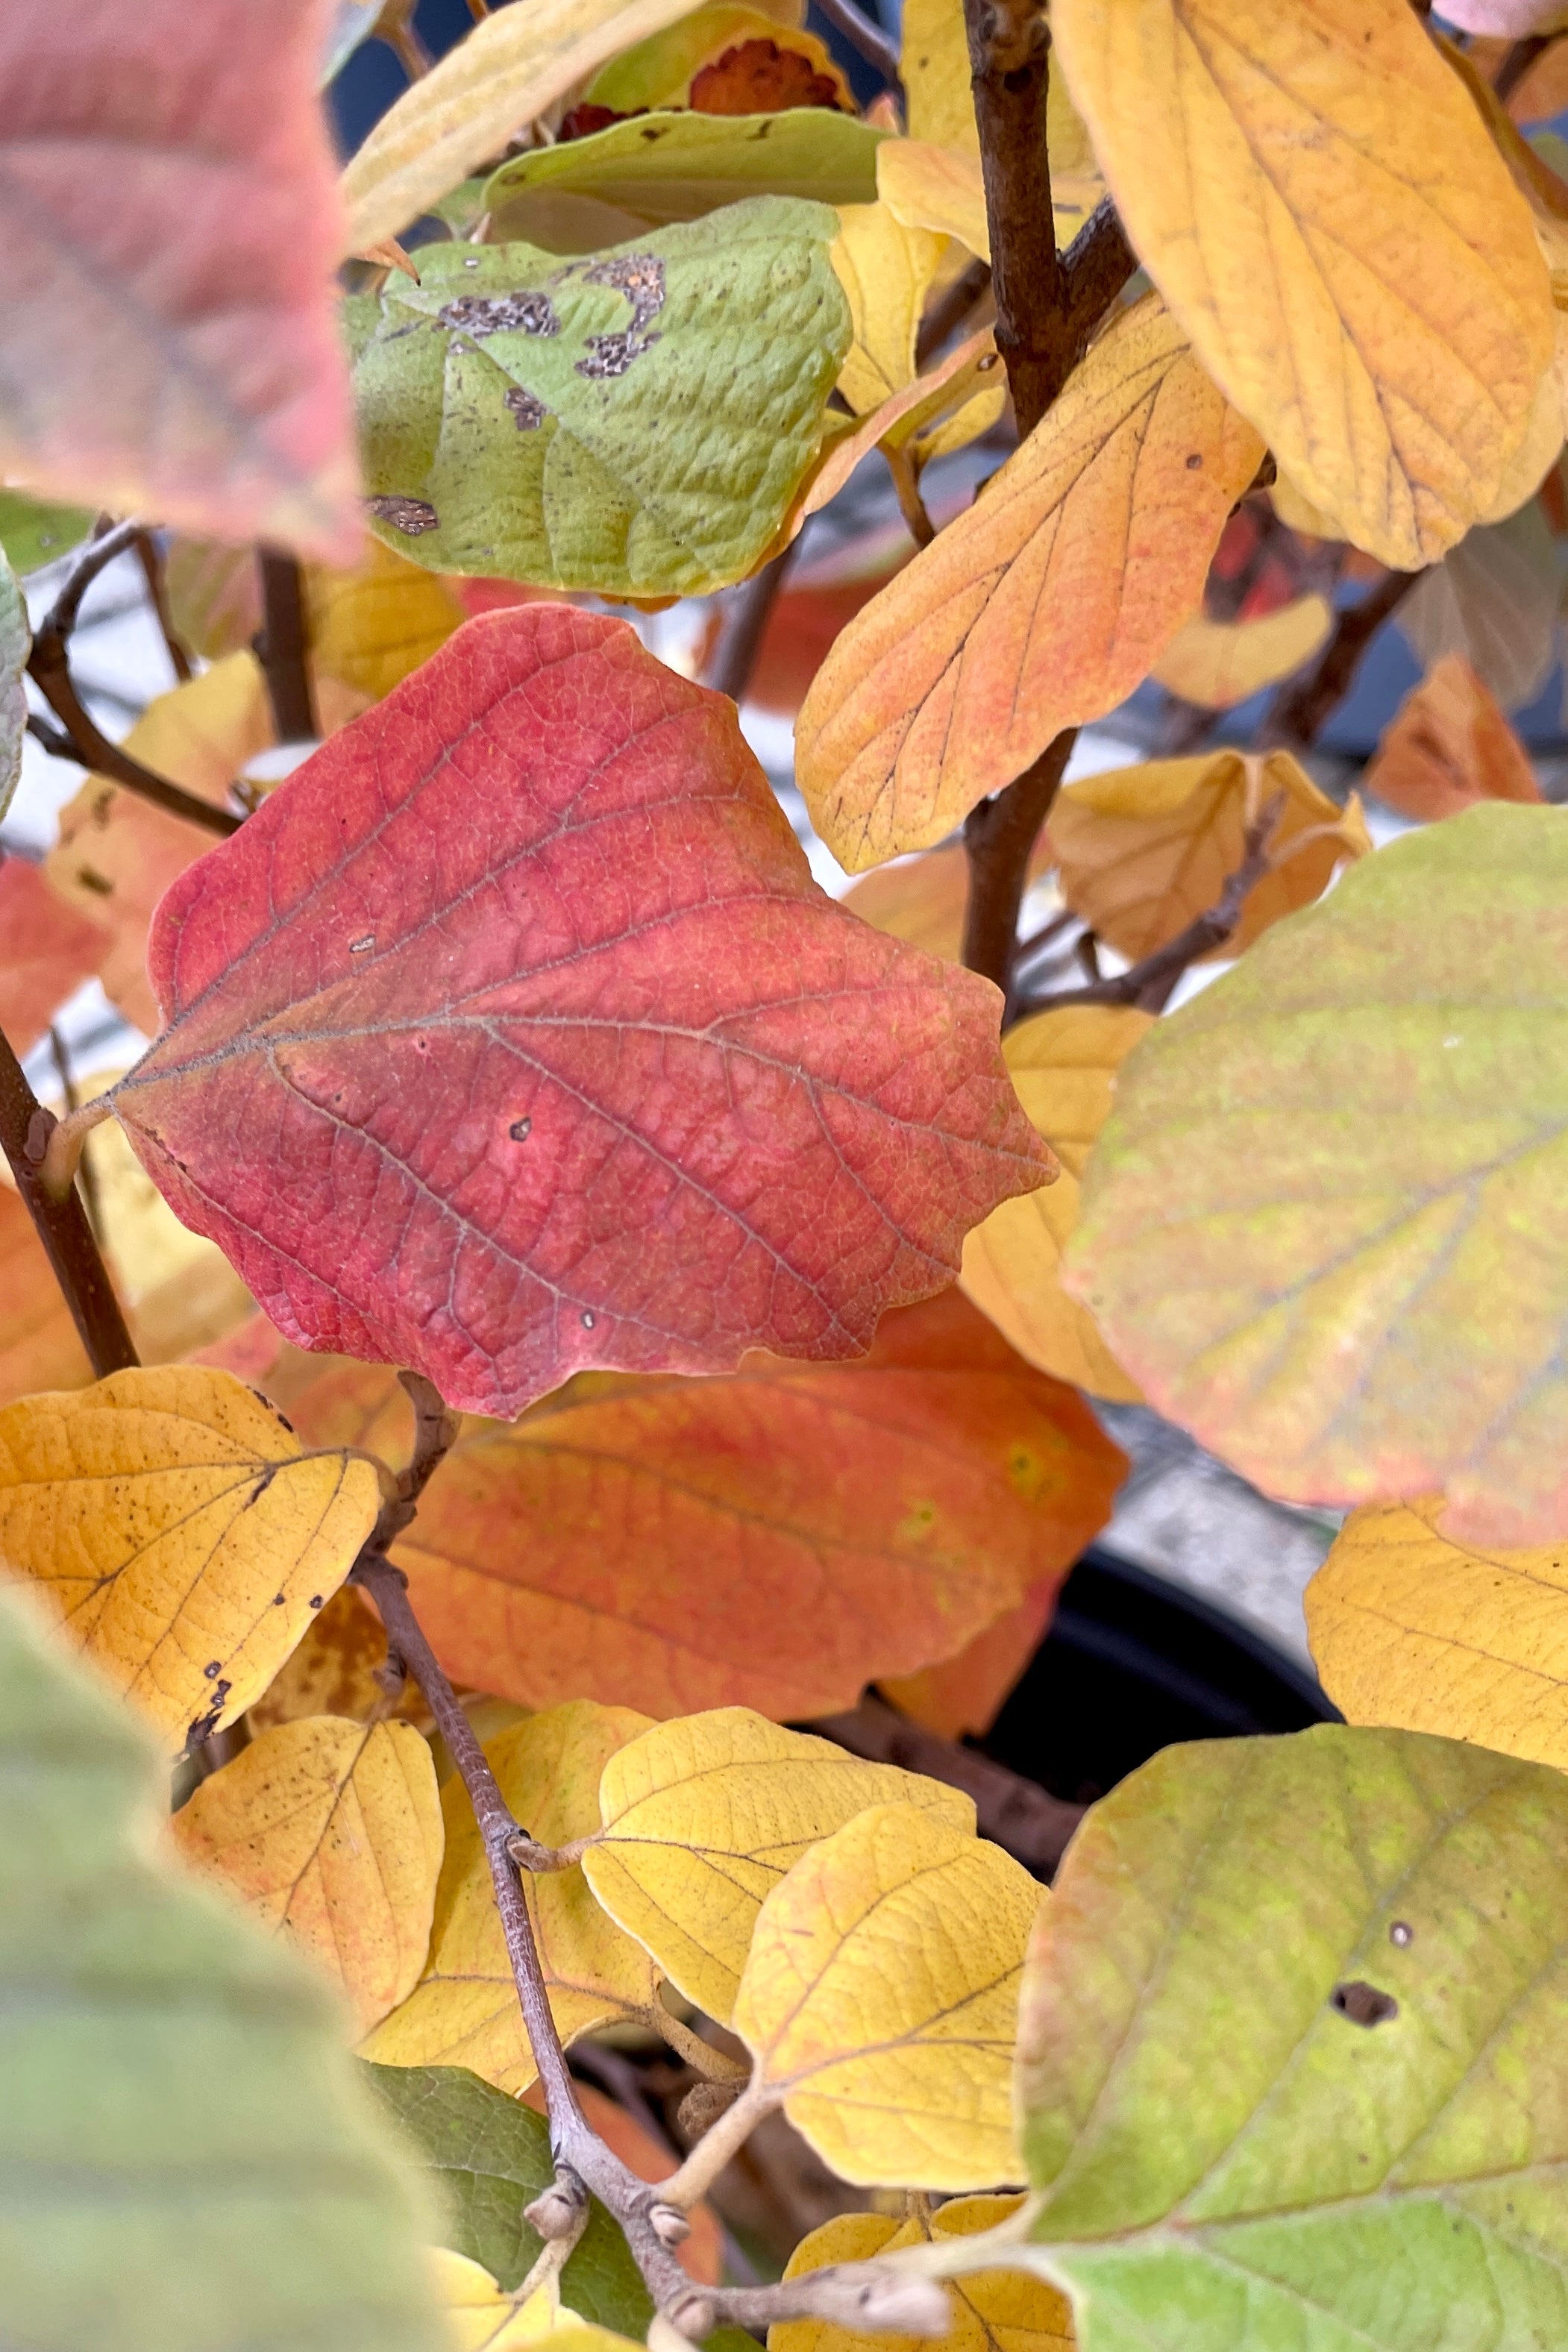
648,2203,691,2250
524,2168,589,2242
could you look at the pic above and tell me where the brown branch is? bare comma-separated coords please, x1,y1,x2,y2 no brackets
0,1022,137,1378
1059,196,1140,359
962,727,1076,1001
811,1694,1085,1877
1495,32,1553,102
810,0,901,84
256,551,318,742
1015,804,1279,1019
1261,568,1417,751
962,0,1062,441
703,544,796,706
133,530,193,683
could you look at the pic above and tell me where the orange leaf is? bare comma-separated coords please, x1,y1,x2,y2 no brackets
0,856,108,1059
1363,653,1543,823
389,1288,1126,1720
881,1578,1062,1739
842,832,1054,965
0,1184,90,1408
795,295,1265,869
689,36,847,111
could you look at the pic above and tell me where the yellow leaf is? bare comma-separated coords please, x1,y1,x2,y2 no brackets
733,1801,1038,2188
307,539,465,703
0,1367,380,1753
363,1702,659,2092
899,0,977,157
796,295,1264,871
843,832,1047,965
961,1008,1152,1404
831,204,948,415
172,1714,443,2032
1047,749,1372,963
1050,0,1555,568
1478,356,1564,522
248,1587,404,1732
580,1707,976,2024
771,2199,1073,2352
429,2251,573,2352
1268,471,1340,541
878,140,991,261
343,0,715,250
1150,594,1332,710
788,328,1005,534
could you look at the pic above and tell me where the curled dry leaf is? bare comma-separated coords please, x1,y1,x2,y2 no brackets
0,855,108,1060
1307,1498,1568,1777
1049,750,1371,965
1150,594,1332,710
1051,0,1555,568
1363,653,1542,823
363,1702,660,2093
113,607,1048,1421
794,295,1264,870
961,1007,1152,1407
1003,1725,1568,2352
390,1288,1123,1722
580,1705,976,2023
733,1801,1039,2189
689,35,848,111
0,0,358,554
172,1715,444,2033
1065,806,1568,1546
0,1366,381,1753
771,2198,1073,2352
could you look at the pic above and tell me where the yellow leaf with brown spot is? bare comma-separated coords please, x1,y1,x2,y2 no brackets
771,2198,1073,2352
734,1801,1038,2188
582,1707,976,2024
363,1702,659,2092
172,1714,442,2031
1150,594,1332,710
1364,653,1543,823
0,1366,380,1752
248,1586,414,1733
795,295,1264,870
1050,0,1555,567
961,1007,1152,1405
831,203,947,415
1048,749,1371,965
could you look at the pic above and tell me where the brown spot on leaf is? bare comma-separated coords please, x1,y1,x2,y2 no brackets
438,289,559,339
1332,1980,1399,2028
366,495,439,536
576,330,660,378
690,37,844,114
583,252,666,336
504,386,549,431
559,102,647,141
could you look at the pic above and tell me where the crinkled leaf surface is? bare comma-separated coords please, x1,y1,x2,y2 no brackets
390,1288,1123,1721
1307,1498,1568,1775
1149,594,1332,710
735,1801,1038,2188
483,110,882,233
962,1008,1152,1406
795,295,1264,868
363,1702,659,2091
1051,0,1555,567
1048,749,1372,963
351,204,850,596
773,2198,1073,2352
0,1581,441,2352
0,0,358,554
0,855,107,1059
113,607,1047,1421
1364,653,1543,822
582,1707,976,2022
1066,806,1568,1544
172,1715,443,2032
1003,1724,1568,2352
0,1366,381,1753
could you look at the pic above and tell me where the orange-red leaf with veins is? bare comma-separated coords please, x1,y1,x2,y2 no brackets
690,37,845,112
0,0,358,554
0,857,108,1059
113,608,1049,1418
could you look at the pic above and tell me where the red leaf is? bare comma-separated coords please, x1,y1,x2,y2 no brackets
114,609,1050,1417
0,857,108,1059
689,37,846,113
0,0,357,555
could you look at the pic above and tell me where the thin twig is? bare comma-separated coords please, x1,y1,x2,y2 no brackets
962,0,1063,442
915,258,992,368
256,551,318,742
810,1695,1085,1877
961,728,1077,1003
133,531,193,683
0,1023,137,1377
809,0,901,84
1496,31,1553,102
703,545,797,706
1261,568,1418,752
1015,803,1280,1018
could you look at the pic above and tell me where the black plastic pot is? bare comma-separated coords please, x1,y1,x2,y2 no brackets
979,1546,1340,1808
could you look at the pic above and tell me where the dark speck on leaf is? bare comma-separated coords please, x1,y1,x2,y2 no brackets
273,1593,286,1606
310,1595,324,1609
1333,1981,1399,2028
438,289,559,339
1185,453,1202,469
504,386,549,431
203,1660,222,1680
510,1117,533,1141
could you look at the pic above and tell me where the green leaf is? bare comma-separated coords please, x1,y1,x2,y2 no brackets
1006,1725,1568,2352
0,1583,442,2352
352,198,850,595
0,488,92,574
483,109,883,240
1064,804,1568,1549
0,548,28,821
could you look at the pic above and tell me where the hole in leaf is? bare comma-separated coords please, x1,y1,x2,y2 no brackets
1332,1980,1399,2028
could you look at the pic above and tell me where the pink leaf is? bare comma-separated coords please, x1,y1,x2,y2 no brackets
0,856,108,1059
0,0,358,556
114,608,1050,1417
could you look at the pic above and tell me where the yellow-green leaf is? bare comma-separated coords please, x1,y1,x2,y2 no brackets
172,1715,442,2032
733,1801,1038,2188
581,1707,976,2024
962,1009,1152,1404
363,1702,659,2092
1050,0,1555,566
0,1367,381,1753
342,0,717,250
771,2201,1073,2352
1150,593,1332,709
795,294,1264,869
831,202,947,415
1049,748,1372,963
